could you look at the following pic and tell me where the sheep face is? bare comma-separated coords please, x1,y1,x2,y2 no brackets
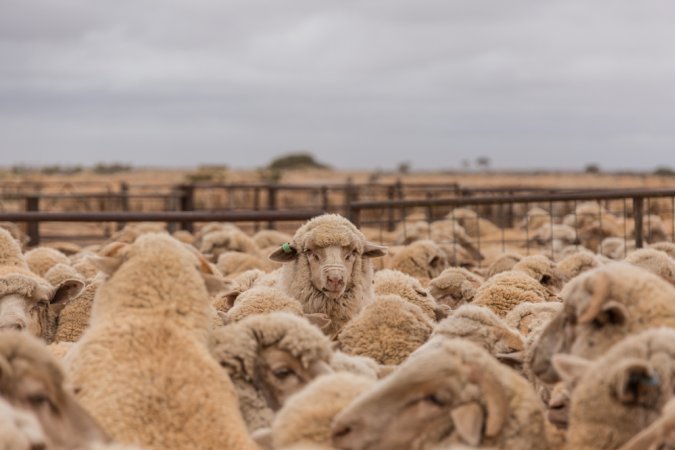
0,332,109,450
0,279,83,340
305,245,358,300
332,340,513,450
253,346,332,411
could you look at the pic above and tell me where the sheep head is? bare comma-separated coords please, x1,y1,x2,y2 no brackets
331,338,524,450
529,264,675,384
0,331,109,450
270,214,386,300
0,273,83,341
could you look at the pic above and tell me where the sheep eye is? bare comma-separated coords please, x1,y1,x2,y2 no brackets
423,393,446,407
273,367,295,380
27,393,52,409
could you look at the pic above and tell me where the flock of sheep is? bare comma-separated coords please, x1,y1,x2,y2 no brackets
1,200,675,450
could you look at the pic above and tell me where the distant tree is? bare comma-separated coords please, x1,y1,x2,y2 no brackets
397,161,411,174
475,157,491,170
268,152,330,170
653,166,675,176
585,164,601,174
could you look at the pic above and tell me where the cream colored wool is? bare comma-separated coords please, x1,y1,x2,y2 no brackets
625,247,675,286
65,234,258,450
226,286,304,322
0,228,30,269
599,237,635,260
72,257,101,281
211,312,333,431
0,397,46,450
564,328,675,450
217,251,271,277
447,208,501,238
520,207,551,231
106,222,167,244
253,229,293,250
272,373,375,449
486,253,522,279
337,294,433,365
373,269,439,321
472,270,553,317
387,239,448,280
171,230,195,245
427,266,484,308
45,241,83,255
650,241,675,259
24,247,70,277
275,214,381,337
512,254,564,292
44,263,85,287
504,301,562,336
54,276,103,342
329,351,380,380
556,249,601,281
433,304,525,361
0,221,29,249
200,228,261,260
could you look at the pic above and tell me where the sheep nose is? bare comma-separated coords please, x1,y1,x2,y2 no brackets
326,274,344,291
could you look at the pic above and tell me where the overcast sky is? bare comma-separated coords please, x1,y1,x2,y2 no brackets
2,0,675,171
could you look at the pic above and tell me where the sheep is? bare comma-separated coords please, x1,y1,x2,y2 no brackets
519,206,551,231
427,267,484,309
447,208,501,238
554,328,675,450
429,220,483,262
433,305,525,368
105,222,167,244
336,294,434,365
253,229,293,249
72,256,102,281
0,396,46,450
472,270,555,318
387,239,448,282
0,331,109,449
223,286,304,320
329,351,381,380
270,373,376,449
24,247,70,277
485,253,522,279
65,233,258,450
171,229,195,245
53,274,104,342
617,397,675,450
624,247,675,286
373,269,448,321
629,214,669,244
331,337,548,450
217,251,272,277
599,237,635,260
530,262,675,384
210,312,333,431
504,301,562,336
556,248,601,282
512,254,565,293
44,241,83,255
650,241,675,259
269,214,386,337
528,224,578,251
0,221,29,248
0,229,83,340
200,228,261,261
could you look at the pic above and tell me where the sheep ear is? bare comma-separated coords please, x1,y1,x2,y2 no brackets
86,255,124,276
51,279,85,306
614,360,661,406
269,243,298,262
304,313,332,331
496,351,524,370
363,242,387,258
599,301,629,326
552,354,592,383
217,311,231,326
251,428,273,450
202,273,228,296
220,290,241,310
433,304,451,321
451,402,484,446
377,365,397,379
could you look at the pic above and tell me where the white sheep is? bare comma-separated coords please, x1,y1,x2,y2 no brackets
269,214,386,337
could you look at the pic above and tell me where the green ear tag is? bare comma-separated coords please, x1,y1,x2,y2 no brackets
281,242,292,254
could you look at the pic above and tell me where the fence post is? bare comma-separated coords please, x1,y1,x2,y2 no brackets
634,196,644,248
117,182,129,231
267,184,278,229
344,179,353,222
253,187,261,232
320,186,329,212
387,185,396,231
26,196,40,246
179,184,196,232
